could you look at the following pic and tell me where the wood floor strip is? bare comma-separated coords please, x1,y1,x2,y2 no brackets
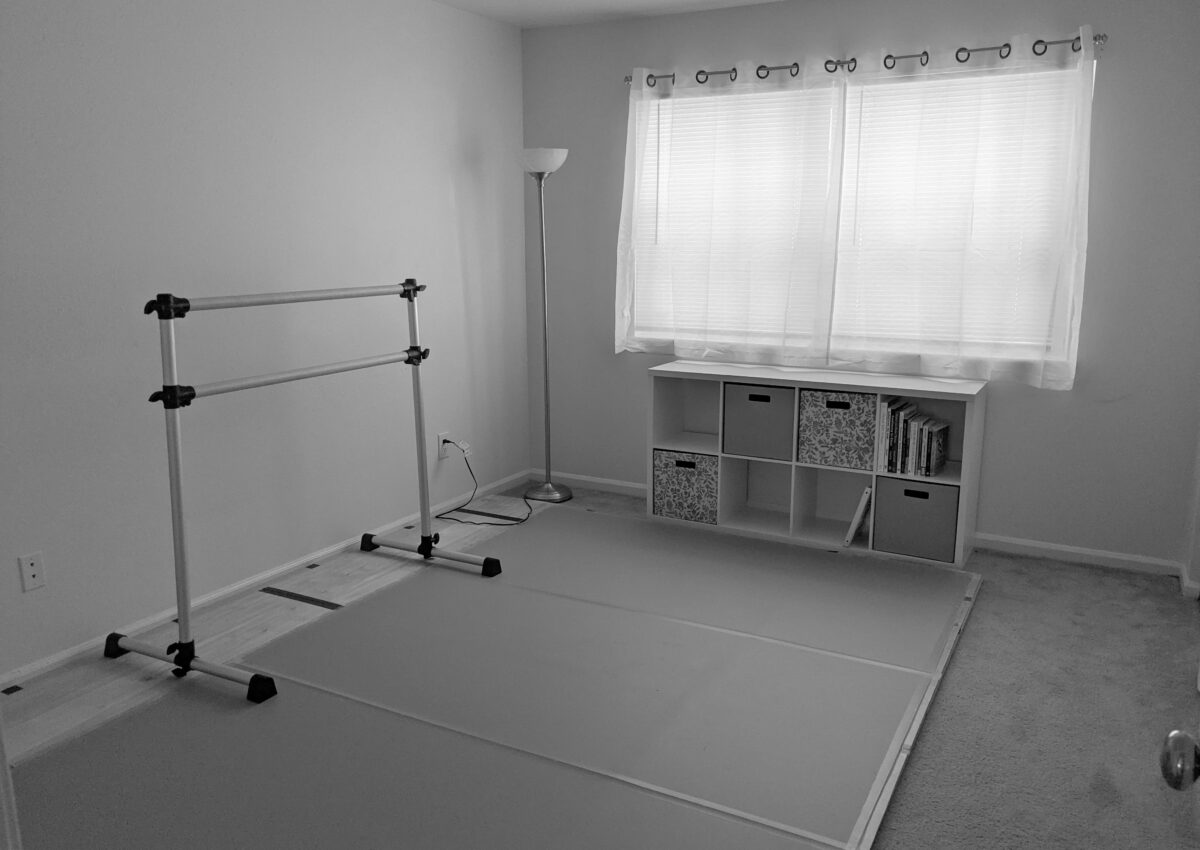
259,587,342,610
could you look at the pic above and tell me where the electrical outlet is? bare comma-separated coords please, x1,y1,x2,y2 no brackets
18,552,46,592
437,432,451,460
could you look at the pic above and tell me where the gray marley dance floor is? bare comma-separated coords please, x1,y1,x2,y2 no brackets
15,507,978,849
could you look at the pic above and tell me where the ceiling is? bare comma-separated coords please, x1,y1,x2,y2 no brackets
436,0,772,28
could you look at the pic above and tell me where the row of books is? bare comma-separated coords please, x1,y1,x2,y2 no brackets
877,397,950,477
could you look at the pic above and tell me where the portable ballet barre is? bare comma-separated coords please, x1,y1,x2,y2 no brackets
105,279,501,704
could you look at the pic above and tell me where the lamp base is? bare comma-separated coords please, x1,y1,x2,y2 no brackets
525,480,573,503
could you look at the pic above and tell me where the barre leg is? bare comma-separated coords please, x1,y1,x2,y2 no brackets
105,633,277,703
361,533,501,578
104,316,276,704
358,281,503,578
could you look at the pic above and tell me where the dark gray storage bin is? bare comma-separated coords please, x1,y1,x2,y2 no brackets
653,449,719,524
722,383,796,461
872,476,959,562
797,390,877,470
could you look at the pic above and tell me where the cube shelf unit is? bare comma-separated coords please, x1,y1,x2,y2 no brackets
648,360,988,566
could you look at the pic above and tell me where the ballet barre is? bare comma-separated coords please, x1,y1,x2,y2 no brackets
105,279,500,704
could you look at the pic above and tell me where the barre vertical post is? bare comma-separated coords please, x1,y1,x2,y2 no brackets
159,315,193,653
359,280,502,578
406,286,435,549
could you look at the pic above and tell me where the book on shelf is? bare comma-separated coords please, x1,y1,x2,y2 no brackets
925,420,950,477
876,397,951,478
843,486,872,547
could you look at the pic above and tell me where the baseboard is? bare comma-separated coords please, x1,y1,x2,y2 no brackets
974,532,1191,591
0,469,534,688
527,468,647,499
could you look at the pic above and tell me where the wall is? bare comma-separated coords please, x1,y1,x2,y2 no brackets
0,0,528,676
521,0,1200,579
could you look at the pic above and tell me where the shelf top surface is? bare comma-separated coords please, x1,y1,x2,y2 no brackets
650,360,987,398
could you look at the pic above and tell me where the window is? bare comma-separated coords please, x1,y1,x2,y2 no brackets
616,32,1096,389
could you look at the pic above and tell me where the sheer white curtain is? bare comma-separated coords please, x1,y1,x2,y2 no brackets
614,59,844,366
615,28,1096,389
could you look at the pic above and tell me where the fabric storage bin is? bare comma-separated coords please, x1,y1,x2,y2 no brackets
797,390,876,470
872,477,959,562
722,383,796,461
653,449,719,524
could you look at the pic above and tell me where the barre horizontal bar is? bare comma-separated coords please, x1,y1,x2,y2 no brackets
189,284,406,312
194,351,414,399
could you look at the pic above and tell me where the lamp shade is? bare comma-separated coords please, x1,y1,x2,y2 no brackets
521,147,568,174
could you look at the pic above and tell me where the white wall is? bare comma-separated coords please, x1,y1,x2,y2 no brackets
0,0,529,676
521,0,1200,575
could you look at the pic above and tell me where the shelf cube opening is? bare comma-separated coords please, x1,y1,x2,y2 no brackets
653,377,720,453
793,467,873,547
719,457,791,536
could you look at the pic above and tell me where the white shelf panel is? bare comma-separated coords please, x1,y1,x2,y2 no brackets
875,461,962,487
654,431,720,455
792,516,857,549
721,504,791,537
651,360,986,400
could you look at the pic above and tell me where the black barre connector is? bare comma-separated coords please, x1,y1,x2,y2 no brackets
144,293,191,319
149,385,196,409
399,278,425,301
404,346,430,364
167,639,196,678
417,533,440,559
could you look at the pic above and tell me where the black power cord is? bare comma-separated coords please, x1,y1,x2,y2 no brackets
435,440,533,527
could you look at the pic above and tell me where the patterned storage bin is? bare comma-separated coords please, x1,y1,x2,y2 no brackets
653,449,719,524
797,390,876,470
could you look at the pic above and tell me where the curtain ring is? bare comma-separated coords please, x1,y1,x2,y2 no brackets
1032,39,1048,56
920,50,930,66
956,43,1010,63
884,54,896,70
1072,36,1082,52
695,69,709,84
756,62,800,79
824,59,838,73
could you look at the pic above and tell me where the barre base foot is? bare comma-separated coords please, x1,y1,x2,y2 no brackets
247,674,278,704
360,533,380,552
482,557,502,578
103,632,131,658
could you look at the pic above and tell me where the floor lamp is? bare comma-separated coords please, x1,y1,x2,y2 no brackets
522,147,572,503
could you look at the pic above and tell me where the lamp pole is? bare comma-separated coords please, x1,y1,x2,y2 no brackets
524,150,572,502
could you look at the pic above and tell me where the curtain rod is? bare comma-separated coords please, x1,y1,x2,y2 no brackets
623,31,1108,85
